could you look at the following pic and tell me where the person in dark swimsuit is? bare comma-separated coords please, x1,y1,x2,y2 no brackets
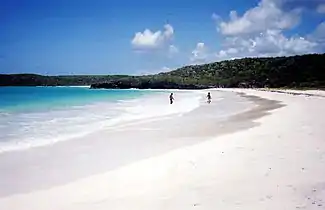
169,93,174,104
207,92,212,104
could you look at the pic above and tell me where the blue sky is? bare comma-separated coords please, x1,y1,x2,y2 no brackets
1,0,325,75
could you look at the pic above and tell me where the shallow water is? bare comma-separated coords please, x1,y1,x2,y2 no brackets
0,89,259,197
0,87,204,153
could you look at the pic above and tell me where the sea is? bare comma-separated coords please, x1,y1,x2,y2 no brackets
0,86,204,153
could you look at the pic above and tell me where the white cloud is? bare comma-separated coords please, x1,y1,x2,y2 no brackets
168,45,179,55
216,0,300,35
317,4,325,13
215,48,239,59
215,30,318,61
191,42,209,63
249,30,316,55
312,22,325,39
131,30,162,49
161,66,171,72
136,66,172,76
227,48,239,54
163,24,174,39
309,22,325,47
131,24,174,50
209,0,323,62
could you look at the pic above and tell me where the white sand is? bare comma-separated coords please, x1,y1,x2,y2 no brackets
260,88,325,97
1,88,325,210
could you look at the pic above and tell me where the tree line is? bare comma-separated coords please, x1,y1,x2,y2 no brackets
1,53,325,89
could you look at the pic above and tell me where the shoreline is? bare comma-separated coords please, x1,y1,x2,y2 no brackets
257,88,325,98
0,89,277,198
1,88,324,209
0,89,200,154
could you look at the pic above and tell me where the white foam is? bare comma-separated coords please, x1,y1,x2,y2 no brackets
1,89,325,210
0,91,204,153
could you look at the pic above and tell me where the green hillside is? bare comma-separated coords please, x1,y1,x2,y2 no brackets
1,53,325,89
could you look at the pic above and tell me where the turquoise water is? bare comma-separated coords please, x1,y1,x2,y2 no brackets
0,86,202,153
0,87,157,152
0,87,257,154
0,87,149,112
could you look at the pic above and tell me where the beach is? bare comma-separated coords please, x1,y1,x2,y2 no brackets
0,88,325,209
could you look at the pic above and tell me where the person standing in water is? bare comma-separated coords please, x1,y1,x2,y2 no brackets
169,93,174,104
207,92,212,104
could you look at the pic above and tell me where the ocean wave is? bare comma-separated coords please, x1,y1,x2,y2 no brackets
0,91,204,153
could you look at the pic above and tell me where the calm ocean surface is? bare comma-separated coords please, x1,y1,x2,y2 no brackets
0,86,149,112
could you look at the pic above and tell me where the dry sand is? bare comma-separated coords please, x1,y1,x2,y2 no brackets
0,88,325,210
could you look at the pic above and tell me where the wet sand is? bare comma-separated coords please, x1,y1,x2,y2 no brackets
2,89,324,210
0,90,276,197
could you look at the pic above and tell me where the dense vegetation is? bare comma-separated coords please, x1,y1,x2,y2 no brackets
156,53,325,88
1,53,325,89
0,74,128,86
